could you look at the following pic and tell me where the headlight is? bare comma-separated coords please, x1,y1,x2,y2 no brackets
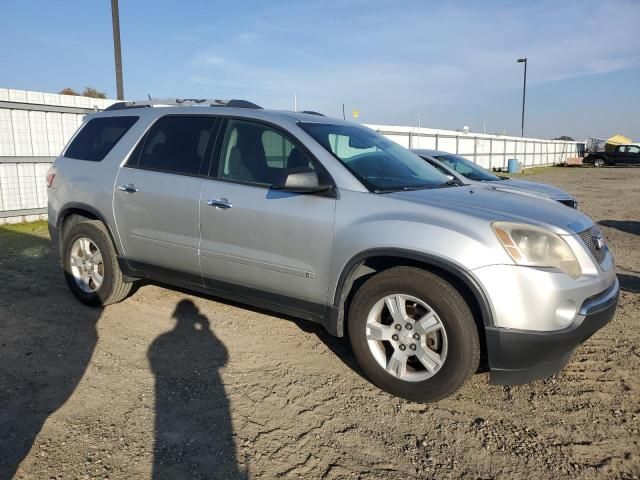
492,222,582,278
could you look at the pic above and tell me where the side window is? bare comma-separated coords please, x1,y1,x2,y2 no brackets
219,119,315,186
628,146,640,154
65,116,138,161
135,116,218,175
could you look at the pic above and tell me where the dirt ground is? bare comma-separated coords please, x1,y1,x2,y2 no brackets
1,166,639,480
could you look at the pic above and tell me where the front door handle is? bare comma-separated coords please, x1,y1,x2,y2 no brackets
207,198,233,209
117,183,138,193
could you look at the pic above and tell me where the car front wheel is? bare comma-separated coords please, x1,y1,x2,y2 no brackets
348,267,480,402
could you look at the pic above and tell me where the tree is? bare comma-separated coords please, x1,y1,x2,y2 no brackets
82,87,107,99
553,135,575,141
58,87,80,96
58,87,107,99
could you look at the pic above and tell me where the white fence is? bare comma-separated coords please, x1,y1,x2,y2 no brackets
0,88,585,223
0,88,115,223
365,124,583,171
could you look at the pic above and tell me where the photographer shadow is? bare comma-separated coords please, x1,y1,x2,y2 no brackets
148,299,246,479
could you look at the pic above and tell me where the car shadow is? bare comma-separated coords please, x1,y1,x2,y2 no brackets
141,280,369,383
148,299,247,479
0,224,102,480
144,280,491,385
618,272,640,294
599,220,640,236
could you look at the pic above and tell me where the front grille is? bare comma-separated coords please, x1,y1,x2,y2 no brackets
558,199,577,209
578,227,607,264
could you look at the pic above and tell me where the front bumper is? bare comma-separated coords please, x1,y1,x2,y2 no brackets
486,277,619,385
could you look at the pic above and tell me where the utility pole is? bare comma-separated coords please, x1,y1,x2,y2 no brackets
342,104,345,120
111,0,124,100
294,93,297,112
517,57,527,138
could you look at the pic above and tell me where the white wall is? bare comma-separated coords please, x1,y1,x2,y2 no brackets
365,124,583,170
0,88,116,223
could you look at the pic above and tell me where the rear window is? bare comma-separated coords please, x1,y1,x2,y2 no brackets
64,116,138,161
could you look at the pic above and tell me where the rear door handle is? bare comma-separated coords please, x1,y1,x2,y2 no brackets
117,183,138,193
207,198,233,209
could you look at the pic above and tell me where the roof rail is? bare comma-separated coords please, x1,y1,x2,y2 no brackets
301,110,325,116
104,98,262,111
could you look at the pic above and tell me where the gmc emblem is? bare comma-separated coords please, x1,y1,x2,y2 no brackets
594,235,605,250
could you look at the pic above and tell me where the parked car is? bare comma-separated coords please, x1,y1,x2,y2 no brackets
583,144,640,167
412,149,578,209
47,99,618,402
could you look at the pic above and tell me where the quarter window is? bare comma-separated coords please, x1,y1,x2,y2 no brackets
65,116,138,162
134,116,218,175
219,119,314,186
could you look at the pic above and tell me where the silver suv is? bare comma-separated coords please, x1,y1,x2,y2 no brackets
47,99,619,402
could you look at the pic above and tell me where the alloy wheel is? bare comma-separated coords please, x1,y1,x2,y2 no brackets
69,237,104,293
365,294,448,382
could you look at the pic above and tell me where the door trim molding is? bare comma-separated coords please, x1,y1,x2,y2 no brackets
118,258,337,335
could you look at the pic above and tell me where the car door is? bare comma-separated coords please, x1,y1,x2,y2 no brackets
624,145,640,165
613,146,627,164
113,115,220,282
199,118,336,305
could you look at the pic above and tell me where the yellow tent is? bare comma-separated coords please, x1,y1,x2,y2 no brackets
607,134,631,145
605,134,631,152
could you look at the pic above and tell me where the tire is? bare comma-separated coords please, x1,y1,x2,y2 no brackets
62,220,132,306
348,267,480,402
594,158,605,168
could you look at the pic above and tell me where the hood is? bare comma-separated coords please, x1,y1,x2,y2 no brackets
486,178,573,201
388,185,588,235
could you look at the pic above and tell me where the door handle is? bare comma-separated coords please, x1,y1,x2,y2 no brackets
117,183,138,193
207,198,233,209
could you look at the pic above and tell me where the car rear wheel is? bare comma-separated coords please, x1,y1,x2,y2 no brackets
348,267,480,402
62,220,132,306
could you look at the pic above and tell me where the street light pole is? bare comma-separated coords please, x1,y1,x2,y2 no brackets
111,0,124,100
517,57,527,138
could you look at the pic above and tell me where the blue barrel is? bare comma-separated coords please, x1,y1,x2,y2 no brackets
507,158,520,173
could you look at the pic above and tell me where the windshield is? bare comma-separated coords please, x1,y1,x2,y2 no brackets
434,154,501,182
299,122,449,191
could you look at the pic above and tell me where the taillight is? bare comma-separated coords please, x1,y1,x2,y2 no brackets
46,166,57,188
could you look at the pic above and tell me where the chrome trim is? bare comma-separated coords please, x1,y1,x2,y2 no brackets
117,183,138,193
207,198,233,209
578,277,620,316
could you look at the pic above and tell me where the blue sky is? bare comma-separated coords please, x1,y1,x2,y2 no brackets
2,0,639,140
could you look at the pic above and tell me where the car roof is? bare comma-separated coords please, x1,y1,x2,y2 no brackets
89,103,358,128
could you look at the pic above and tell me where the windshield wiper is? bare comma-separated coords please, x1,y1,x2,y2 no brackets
374,184,440,193
439,179,459,187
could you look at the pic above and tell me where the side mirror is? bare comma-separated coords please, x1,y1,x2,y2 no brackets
348,136,375,149
273,168,332,194
445,174,455,182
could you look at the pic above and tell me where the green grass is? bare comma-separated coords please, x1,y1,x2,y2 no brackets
0,220,50,257
504,165,568,178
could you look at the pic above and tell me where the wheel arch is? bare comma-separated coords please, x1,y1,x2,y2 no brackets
331,249,494,339
57,203,122,256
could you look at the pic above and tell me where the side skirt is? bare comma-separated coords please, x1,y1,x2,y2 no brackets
118,258,339,336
